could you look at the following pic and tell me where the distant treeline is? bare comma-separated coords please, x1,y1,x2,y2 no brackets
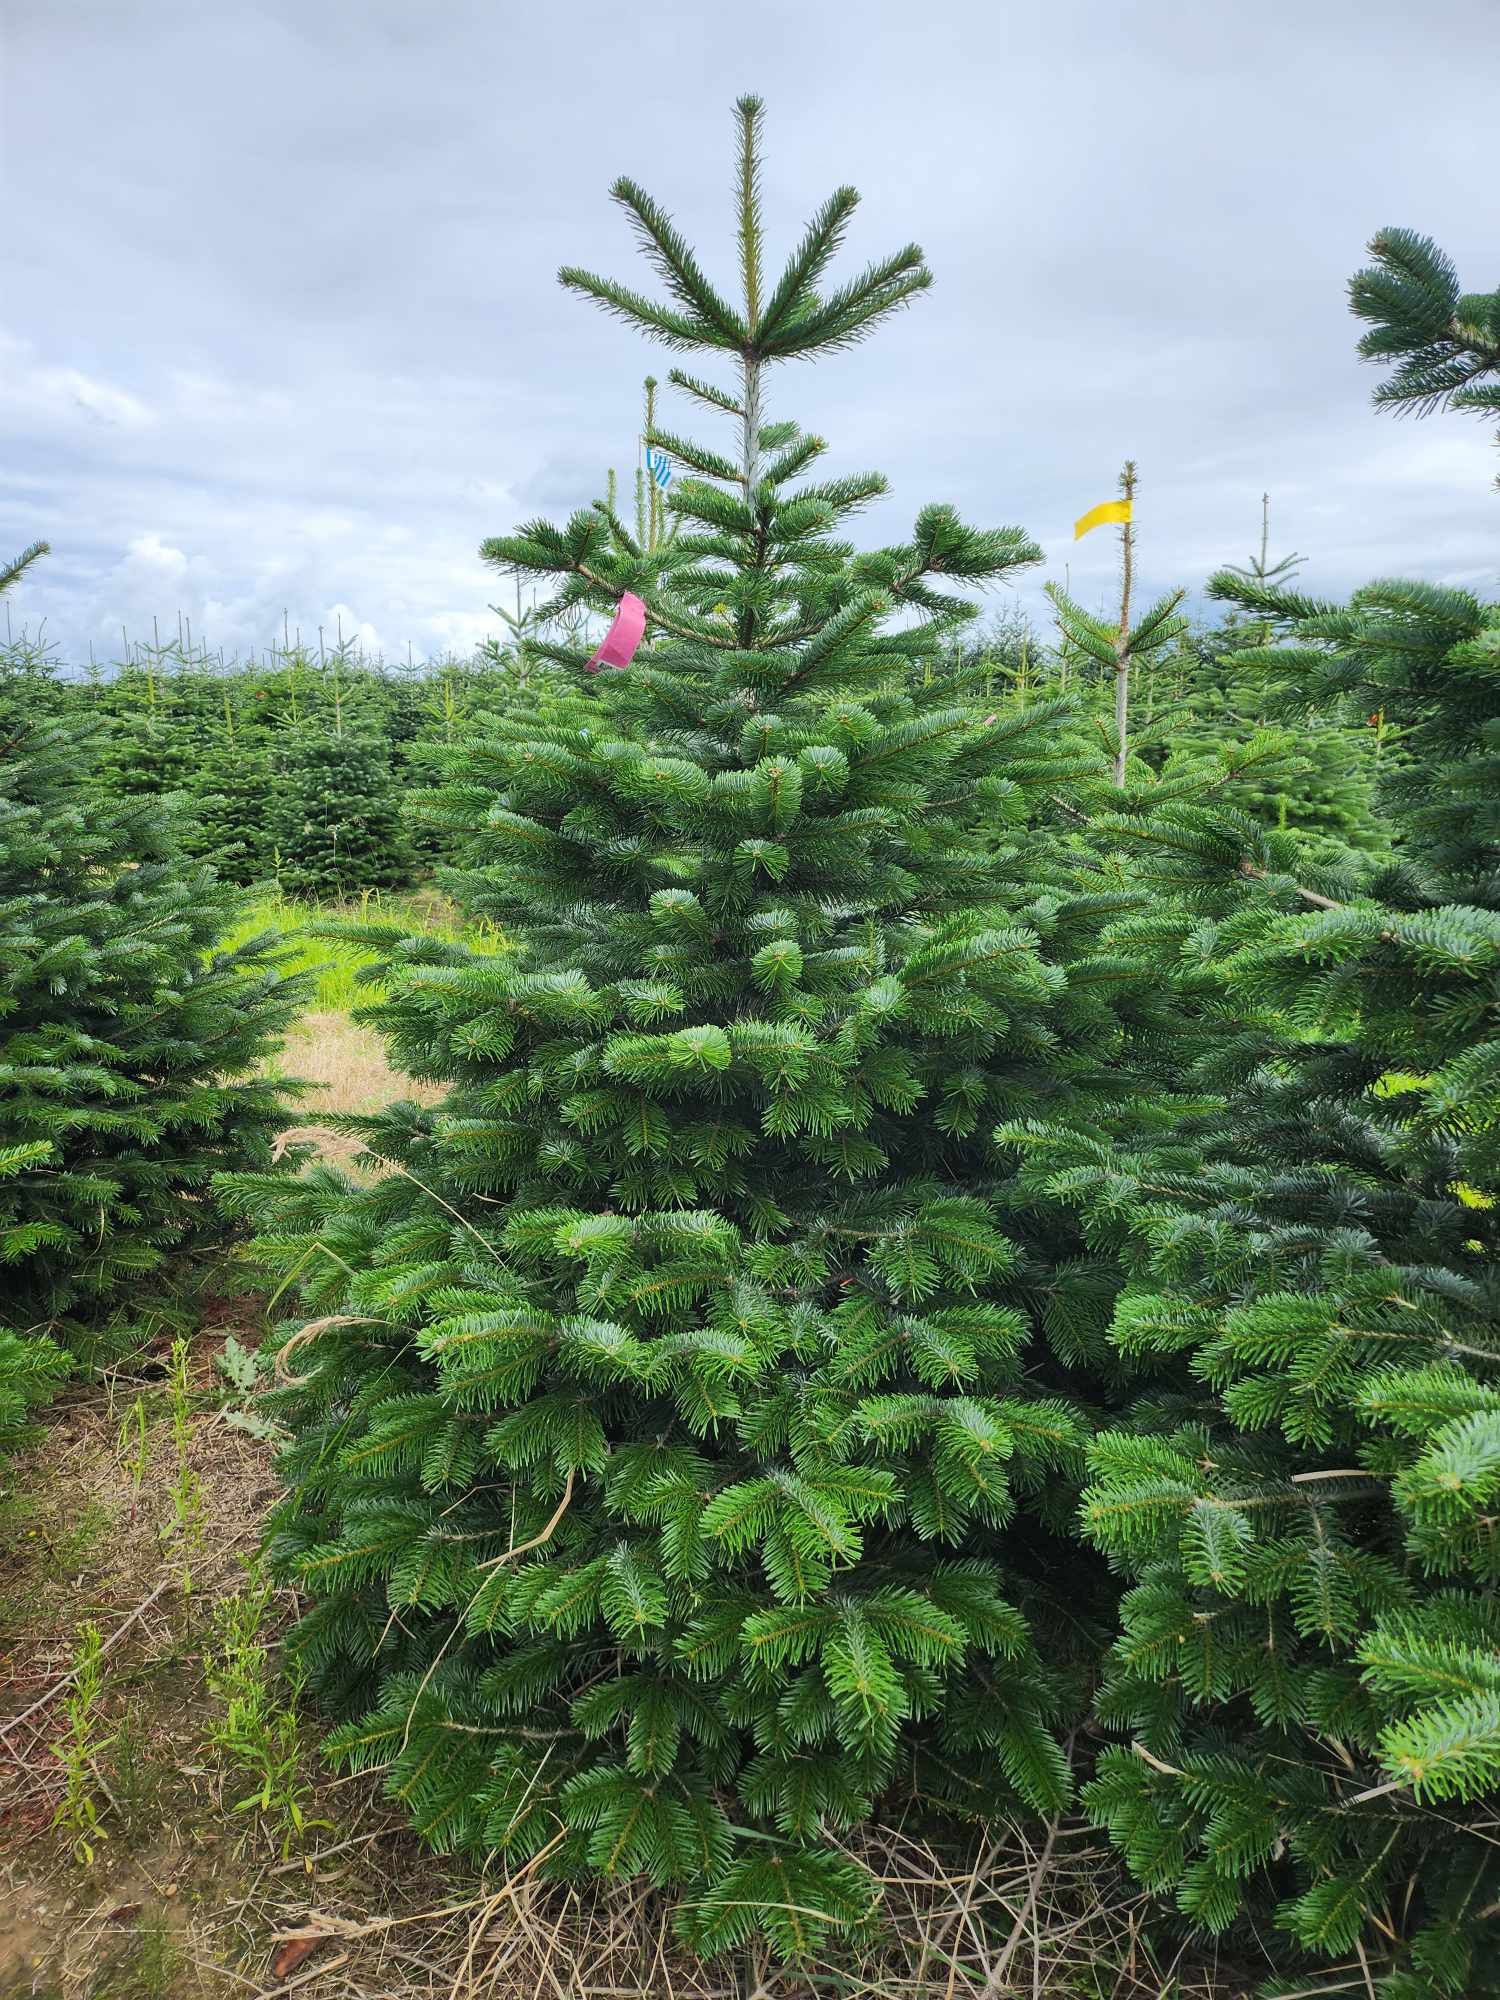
0,588,1393,900
0,617,574,895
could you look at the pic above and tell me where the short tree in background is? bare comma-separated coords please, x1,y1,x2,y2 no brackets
1036,498,1384,871
224,100,1197,1956
265,732,411,898
182,737,277,882
0,541,307,1449
1016,232,1500,1996
1166,513,1388,864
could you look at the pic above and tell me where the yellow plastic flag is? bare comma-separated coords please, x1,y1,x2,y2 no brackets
1074,498,1133,540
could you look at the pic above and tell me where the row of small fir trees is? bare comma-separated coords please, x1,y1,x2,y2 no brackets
211,100,1500,1992
5,470,1389,900
0,541,307,1452
1,631,541,896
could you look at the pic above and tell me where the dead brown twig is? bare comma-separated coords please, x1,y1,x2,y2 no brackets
984,1815,1060,1995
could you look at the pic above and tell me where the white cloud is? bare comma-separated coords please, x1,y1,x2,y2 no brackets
0,333,155,434
57,368,155,431
122,532,188,581
94,534,193,642
323,603,382,654
2,0,1496,673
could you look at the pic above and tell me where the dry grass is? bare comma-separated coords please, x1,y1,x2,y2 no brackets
271,1009,442,1172
241,891,459,1176
0,1313,462,1999
238,884,507,1168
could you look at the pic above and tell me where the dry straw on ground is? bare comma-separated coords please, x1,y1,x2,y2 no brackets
271,1009,442,1174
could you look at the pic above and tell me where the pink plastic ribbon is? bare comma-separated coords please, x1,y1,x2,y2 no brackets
585,591,647,672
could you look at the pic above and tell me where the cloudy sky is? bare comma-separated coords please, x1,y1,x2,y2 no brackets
4,0,1496,666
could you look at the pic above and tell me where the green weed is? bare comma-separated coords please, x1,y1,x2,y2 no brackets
51,1621,113,1864
163,1340,203,1594
107,1698,156,1824
212,1331,285,1444
84,1910,180,2000
205,1576,325,1858
51,1500,114,1577
117,1392,149,1520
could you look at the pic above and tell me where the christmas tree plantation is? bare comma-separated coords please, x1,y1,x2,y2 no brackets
1010,232,1500,1995
0,542,309,1453
224,100,1196,1956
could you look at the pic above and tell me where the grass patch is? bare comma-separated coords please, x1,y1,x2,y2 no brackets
0,1492,114,1603
0,1330,459,1999
221,886,507,1167
85,1910,181,2000
220,886,508,1010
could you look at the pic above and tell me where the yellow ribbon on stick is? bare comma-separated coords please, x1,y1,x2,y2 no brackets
1074,498,1133,540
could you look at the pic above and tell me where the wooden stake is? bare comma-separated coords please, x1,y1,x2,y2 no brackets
1112,459,1137,789
644,376,660,549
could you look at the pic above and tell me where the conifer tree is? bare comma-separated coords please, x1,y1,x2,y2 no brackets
223,100,1189,1956
90,634,213,804
0,544,307,1455
182,737,277,882
0,541,50,599
1163,668,1386,859
265,732,411,899
635,375,680,552
1163,508,1385,862
1012,231,1500,1995
0,540,69,1451
1350,227,1500,474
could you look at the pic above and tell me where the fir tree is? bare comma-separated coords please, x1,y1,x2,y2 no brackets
0,571,71,733
0,544,307,1456
265,731,411,899
223,100,1187,1956
1044,494,1385,862
1189,499,1386,858
636,375,680,553
182,737,276,883
1162,671,1386,860
1011,231,1500,1994
1219,490,1307,599
1162,523,1386,863
0,541,50,599
90,631,214,805
1349,227,1500,474
0,540,70,1450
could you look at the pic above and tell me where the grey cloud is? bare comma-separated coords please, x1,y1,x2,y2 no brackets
3,0,1496,665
